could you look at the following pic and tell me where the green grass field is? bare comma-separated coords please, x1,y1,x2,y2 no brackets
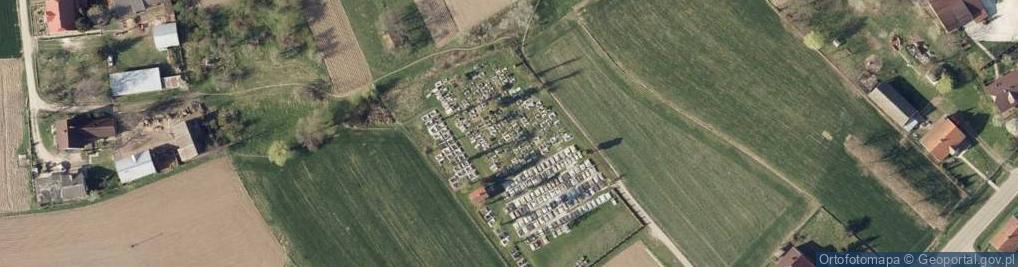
573,0,956,252
339,0,436,76
527,23,811,266
234,129,505,266
797,209,867,252
0,0,19,58
530,201,642,267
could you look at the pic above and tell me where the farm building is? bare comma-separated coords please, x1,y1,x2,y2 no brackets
920,117,967,162
34,170,89,206
991,216,1018,252
775,247,814,267
987,71,1018,116
167,120,203,162
44,0,79,34
927,0,987,32
867,82,923,131
110,0,169,16
55,113,116,151
111,67,164,96
115,150,158,183
153,23,180,51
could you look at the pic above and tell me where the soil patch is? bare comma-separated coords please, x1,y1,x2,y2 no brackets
603,241,661,267
0,59,29,213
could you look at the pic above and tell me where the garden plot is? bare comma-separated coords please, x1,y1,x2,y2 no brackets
0,59,29,213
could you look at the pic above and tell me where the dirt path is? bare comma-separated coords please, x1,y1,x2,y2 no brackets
0,158,287,266
0,59,30,214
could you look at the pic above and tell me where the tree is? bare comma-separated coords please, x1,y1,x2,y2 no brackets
217,109,245,143
267,140,293,166
296,79,331,102
295,109,337,151
86,5,111,27
937,75,955,94
74,16,94,32
803,31,825,50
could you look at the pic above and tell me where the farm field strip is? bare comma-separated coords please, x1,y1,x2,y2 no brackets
0,158,286,266
443,0,514,32
580,0,950,252
307,0,373,95
235,129,504,266
0,59,29,213
527,23,811,266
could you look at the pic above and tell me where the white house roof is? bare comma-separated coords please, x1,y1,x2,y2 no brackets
153,23,180,51
115,150,157,183
111,67,162,96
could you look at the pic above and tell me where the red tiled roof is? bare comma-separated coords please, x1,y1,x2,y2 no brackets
44,0,78,34
776,247,815,267
920,117,967,162
992,216,1018,252
928,0,985,32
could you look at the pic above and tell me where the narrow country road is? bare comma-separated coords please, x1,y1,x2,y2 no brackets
942,170,1018,251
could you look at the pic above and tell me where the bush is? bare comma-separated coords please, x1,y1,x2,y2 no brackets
937,75,955,94
803,31,825,50
267,140,294,166
295,109,338,151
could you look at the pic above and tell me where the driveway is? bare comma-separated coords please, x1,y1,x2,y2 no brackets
967,0,1018,42
942,169,1018,251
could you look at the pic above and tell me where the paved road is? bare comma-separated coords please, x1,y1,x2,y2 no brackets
942,170,1018,251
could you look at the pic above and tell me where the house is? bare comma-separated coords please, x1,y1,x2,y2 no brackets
55,113,117,151
920,117,968,162
44,0,79,34
115,150,158,183
987,71,1018,116
992,216,1018,252
34,170,89,206
776,247,815,267
110,67,163,96
867,82,923,131
153,23,180,51
928,0,987,32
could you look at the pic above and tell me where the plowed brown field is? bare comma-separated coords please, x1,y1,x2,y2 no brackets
0,158,286,266
308,0,373,96
0,58,28,214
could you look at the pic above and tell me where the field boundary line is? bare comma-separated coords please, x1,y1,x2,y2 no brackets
574,18,816,203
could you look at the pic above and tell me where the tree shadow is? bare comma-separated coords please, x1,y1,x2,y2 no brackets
952,109,990,139
597,137,623,151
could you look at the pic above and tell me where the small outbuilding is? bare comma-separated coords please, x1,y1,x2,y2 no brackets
920,117,967,162
867,82,923,131
111,67,163,96
115,150,158,183
992,216,1018,252
153,23,180,51
469,187,489,206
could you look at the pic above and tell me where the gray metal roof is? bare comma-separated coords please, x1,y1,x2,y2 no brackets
868,83,922,131
111,67,163,96
153,23,180,51
115,150,157,183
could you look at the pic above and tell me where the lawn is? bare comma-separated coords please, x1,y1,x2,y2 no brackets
339,0,437,76
529,200,642,267
796,209,867,252
576,0,954,252
234,128,505,266
527,23,811,266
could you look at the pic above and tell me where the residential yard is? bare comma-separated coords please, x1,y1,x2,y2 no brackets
976,194,1018,251
234,128,505,266
526,22,812,266
575,0,960,252
35,37,112,105
795,209,868,252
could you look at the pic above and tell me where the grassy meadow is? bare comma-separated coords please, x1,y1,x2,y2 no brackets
235,129,505,266
529,201,643,267
527,23,811,266
573,0,961,251
339,0,436,76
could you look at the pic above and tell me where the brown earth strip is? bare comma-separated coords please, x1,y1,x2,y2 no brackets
413,0,458,47
443,0,514,32
0,158,286,266
307,0,374,96
603,241,661,267
0,59,29,214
